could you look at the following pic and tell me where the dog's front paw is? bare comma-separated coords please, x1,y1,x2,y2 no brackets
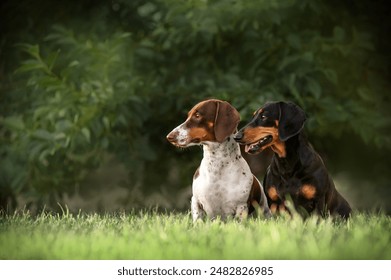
235,204,249,221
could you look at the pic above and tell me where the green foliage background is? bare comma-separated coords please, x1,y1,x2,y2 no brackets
0,0,390,212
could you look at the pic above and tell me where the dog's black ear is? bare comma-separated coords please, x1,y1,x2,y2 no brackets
214,101,240,142
278,102,306,141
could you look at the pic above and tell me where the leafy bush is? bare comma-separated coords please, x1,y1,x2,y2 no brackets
1,26,153,205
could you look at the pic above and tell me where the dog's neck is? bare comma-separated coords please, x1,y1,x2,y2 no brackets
270,139,287,158
202,135,241,160
271,133,308,176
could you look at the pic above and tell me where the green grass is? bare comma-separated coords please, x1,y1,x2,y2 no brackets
0,211,390,260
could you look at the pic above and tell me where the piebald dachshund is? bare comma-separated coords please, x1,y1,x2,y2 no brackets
167,99,270,221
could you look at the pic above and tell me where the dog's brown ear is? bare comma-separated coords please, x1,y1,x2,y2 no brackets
214,100,240,142
278,102,306,141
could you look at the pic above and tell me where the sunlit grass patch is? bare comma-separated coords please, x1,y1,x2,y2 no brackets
0,211,390,260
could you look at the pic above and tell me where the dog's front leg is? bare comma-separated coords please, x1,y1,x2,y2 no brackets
259,188,272,218
235,204,249,221
191,196,205,222
315,196,327,217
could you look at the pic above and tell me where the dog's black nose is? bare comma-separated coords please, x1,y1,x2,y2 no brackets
233,130,243,142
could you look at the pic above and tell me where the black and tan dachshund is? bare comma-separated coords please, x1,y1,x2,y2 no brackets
234,101,351,219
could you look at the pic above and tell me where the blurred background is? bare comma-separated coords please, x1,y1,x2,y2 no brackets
0,0,390,214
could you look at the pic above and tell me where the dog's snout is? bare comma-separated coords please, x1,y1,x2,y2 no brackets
233,130,244,142
166,131,178,143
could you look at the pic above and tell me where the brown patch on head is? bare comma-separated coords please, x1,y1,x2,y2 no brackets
213,101,240,142
187,126,214,143
183,101,218,143
185,99,240,143
267,186,279,201
301,184,317,199
188,100,217,119
167,100,222,147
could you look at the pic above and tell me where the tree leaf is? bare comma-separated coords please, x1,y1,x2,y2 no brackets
306,77,322,99
32,129,54,141
47,50,60,71
2,116,25,130
333,26,345,42
15,60,46,74
81,127,91,143
17,43,41,59
286,34,301,49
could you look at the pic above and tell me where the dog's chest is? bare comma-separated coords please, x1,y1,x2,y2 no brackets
192,152,253,218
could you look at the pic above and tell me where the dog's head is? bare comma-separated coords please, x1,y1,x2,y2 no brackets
234,101,306,156
166,99,240,147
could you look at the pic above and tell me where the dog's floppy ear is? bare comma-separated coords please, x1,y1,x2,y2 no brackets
278,102,306,141
214,100,240,142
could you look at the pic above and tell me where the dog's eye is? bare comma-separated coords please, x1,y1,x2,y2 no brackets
260,115,267,120
194,112,201,118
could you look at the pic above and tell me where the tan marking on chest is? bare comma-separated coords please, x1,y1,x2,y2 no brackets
268,186,279,201
301,184,316,199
